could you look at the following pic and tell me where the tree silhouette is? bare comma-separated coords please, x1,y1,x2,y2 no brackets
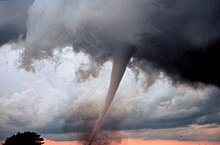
2,131,44,145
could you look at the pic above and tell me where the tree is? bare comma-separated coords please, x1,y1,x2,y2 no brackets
2,131,44,145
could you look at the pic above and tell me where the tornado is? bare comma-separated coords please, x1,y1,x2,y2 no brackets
86,47,135,145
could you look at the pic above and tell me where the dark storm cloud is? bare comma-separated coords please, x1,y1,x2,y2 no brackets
0,0,220,86
0,0,32,45
17,0,220,87
132,0,220,86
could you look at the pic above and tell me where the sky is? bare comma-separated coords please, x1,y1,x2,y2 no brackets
43,139,220,145
0,0,220,145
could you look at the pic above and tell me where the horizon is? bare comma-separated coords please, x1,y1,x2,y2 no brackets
2,138,220,145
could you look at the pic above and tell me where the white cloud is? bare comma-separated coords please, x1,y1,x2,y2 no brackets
0,44,220,141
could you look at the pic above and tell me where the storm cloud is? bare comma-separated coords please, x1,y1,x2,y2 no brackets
1,0,220,142
23,0,220,87
0,0,219,85
0,0,32,45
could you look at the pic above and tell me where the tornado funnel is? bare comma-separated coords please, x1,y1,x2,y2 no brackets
86,47,135,145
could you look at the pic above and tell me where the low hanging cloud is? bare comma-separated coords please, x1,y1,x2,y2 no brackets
22,0,220,87
0,0,219,86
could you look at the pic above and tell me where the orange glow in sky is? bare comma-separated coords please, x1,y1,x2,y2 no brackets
44,139,220,145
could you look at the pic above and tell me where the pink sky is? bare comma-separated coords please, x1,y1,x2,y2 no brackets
44,139,220,145
1,138,220,145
